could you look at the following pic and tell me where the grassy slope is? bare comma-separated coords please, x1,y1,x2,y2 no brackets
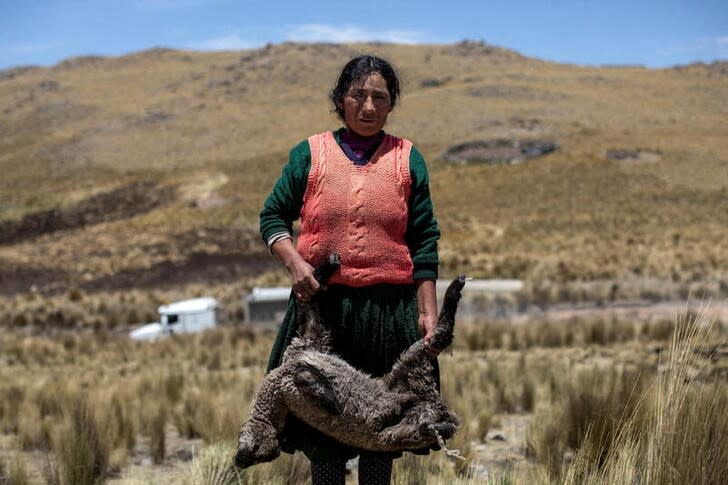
0,42,726,294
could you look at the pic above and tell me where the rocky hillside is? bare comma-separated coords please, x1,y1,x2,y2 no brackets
1,41,726,299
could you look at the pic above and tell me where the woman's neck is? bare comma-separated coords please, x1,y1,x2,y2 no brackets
339,127,385,165
341,127,383,142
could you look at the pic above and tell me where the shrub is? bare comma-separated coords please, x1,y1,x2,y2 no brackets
0,453,31,485
527,366,647,480
52,397,109,485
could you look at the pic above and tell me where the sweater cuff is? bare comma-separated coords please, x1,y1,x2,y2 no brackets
413,264,438,281
266,232,292,254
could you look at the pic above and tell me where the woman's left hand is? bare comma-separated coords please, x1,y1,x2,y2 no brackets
416,279,439,355
419,313,438,351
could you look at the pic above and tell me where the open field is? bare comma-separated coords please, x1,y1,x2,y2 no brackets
1,41,727,484
0,310,726,484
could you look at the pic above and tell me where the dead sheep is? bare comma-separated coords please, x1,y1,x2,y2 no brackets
235,253,466,468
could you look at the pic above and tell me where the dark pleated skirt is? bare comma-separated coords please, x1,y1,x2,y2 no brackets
266,283,439,462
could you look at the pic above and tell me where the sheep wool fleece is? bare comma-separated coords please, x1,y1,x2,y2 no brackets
297,131,414,286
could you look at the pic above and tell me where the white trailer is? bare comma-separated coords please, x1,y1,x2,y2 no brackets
129,297,218,341
244,287,291,327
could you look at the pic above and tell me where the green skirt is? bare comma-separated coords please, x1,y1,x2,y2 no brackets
266,283,440,462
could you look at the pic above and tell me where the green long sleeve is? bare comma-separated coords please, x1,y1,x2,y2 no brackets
406,147,440,280
259,140,310,241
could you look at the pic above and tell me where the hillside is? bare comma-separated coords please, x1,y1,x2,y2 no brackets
1,41,726,305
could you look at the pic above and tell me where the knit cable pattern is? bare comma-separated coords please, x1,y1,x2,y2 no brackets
298,131,414,287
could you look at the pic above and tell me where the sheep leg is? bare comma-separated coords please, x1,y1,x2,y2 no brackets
376,392,419,428
292,253,341,353
294,301,334,353
429,275,466,352
379,419,435,450
384,341,433,392
312,252,341,284
378,407,457,450
419,421,457,441
385,275,466,392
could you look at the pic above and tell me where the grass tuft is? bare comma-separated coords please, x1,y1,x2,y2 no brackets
52,396,109,485
0,453,31,485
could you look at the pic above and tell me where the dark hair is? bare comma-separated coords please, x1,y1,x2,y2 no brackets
330,55,401,120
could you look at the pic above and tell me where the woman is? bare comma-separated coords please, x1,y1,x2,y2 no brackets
260,55,440,485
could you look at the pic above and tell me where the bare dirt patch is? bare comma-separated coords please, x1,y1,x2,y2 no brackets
0,258,70,295
0,181,175,245
80,251,274,292
0,250,273,296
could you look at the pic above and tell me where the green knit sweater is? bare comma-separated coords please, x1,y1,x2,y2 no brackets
259,128,440,280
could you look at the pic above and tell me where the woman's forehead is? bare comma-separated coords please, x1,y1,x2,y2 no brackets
348,72,387,91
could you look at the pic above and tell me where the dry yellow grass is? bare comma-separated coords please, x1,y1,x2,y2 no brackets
0,311,725,484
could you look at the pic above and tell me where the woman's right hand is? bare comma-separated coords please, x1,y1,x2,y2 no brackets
270,238,320,301
287,258,320,302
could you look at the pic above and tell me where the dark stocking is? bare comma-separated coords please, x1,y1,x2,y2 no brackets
311,460,346,485
358,452,393,485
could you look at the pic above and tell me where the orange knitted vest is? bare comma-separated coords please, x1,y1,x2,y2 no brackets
297,131,414,287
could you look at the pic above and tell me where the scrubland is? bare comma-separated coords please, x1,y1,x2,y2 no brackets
1,41,727,484
1,310,725,484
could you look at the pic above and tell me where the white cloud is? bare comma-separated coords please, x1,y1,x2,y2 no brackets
288,24,425,44
189,34,258,51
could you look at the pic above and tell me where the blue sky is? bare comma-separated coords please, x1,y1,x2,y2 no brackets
1,0,726,70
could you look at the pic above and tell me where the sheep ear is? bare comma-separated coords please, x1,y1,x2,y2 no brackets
294,362,342,415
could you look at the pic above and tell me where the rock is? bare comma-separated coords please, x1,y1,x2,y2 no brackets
605,149,661,163
0,65,39,81
207,75,240,88
138,108,174,125
706,61,728,76
420,77,450,88
192,194,231,210
38,80,60,91
468,85,566,101
171,448,194,462
54,55,107,70
443,139,558,165
672,60,728,77
468,463,489,479
563,449,575,463
441,40,520,60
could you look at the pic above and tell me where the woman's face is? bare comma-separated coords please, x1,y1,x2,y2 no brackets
340,72,392,137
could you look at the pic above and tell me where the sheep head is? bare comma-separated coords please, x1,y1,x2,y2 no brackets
235,419,281,469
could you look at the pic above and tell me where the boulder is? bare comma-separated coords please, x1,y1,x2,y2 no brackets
605,149,661,162
443,139,558,165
